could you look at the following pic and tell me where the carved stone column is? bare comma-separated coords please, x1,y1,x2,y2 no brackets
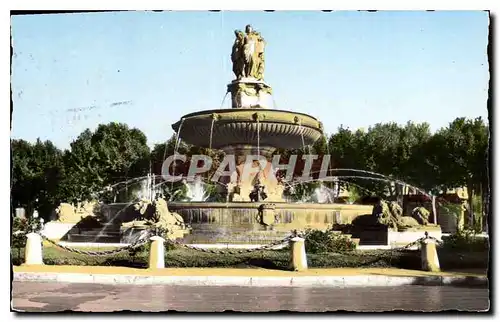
227,79,273,109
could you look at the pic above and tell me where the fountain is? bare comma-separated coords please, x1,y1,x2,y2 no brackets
44,24,443,247
166,25,375,244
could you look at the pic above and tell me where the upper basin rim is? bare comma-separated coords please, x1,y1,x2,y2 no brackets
173,108,321,122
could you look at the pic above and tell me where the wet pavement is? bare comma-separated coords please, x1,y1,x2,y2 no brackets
11,281,490,312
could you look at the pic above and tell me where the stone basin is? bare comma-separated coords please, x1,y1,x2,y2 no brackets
171,109,324,152
167,202,373,244
96,202,373,244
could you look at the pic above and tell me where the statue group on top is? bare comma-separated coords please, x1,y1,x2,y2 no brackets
231,25,266,81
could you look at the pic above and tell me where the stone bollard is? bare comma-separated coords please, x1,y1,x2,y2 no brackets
148,236,165,269
24,232,44,265
420,234,440,272
289,237,308,271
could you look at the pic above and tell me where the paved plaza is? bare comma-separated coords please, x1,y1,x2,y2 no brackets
12,281,489,312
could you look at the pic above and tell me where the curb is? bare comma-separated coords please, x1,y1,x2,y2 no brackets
13,272,488,288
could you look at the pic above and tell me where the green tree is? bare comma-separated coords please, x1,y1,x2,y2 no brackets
329,126,366,170
431,117,488,226
59,123,151,203
397,121,433,185
11,138,64,220
328,126,380,197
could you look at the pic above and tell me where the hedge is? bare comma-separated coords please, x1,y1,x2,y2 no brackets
10,244,488,271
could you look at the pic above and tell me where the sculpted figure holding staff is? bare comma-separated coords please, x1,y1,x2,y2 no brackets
231,24,266,80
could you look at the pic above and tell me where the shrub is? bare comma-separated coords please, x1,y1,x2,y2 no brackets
12,217,28,247
307,250,420,269
304,229,356,254
164,249,290,270
127,242,149,261
437,249,489,270
441,230,489,252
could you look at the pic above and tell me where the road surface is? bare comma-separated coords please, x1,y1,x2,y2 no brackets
11,281,490,312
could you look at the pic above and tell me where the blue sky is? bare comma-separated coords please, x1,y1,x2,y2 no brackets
11,11,489,149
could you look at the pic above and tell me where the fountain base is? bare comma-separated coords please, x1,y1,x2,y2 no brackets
227,79,273,109
168,202,373,244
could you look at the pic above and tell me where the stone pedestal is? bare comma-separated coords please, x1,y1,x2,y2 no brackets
24,232,43,265
148,236,165,269
420,237,440,272
227,79,273,109
289,237,308,271
387,226,442,247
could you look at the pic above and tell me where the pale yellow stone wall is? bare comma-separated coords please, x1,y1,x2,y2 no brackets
55,201,99,223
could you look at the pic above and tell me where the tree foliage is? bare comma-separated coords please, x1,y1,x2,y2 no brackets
11,138,64,219
59,123,151,203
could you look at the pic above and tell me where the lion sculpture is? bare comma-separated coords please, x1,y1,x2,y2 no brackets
373,200,420,230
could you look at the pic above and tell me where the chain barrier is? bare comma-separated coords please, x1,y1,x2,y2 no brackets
390,238,425,252
27,219,444,259
39,229,155,257
376,231,444,253
164,234,293,255
160,228,444,256
161,229,304,255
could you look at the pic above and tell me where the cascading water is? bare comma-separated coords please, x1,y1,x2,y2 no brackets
183,176,209,202
256,119,260,157
298,122,311,155
288,182,337,204
171,118,185,189
134,174,154,201
272,97,278,109
220,91,229,109
281,166,440,206
311,183,337,203
324,133,331,156
174,118,185,154
209,118,216,150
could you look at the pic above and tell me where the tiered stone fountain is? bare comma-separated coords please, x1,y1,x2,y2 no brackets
167,25,374,244
48,25,443,247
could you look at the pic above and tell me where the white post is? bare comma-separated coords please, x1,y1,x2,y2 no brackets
148,236,165,269
420,236,440,272
24,232,43,265
289,237,308,271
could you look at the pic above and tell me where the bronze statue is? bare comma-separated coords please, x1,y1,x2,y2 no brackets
255,52,265,80
231,24,266,81
231,30,245,78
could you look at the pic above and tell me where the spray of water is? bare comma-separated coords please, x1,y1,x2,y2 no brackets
171,118,185,189
272,97,278,109
298,122,311,155
90,196,144,243
209,118,216,150
183,176,210,202
220,91,229,109
256,119,260,157
307,168,433,198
